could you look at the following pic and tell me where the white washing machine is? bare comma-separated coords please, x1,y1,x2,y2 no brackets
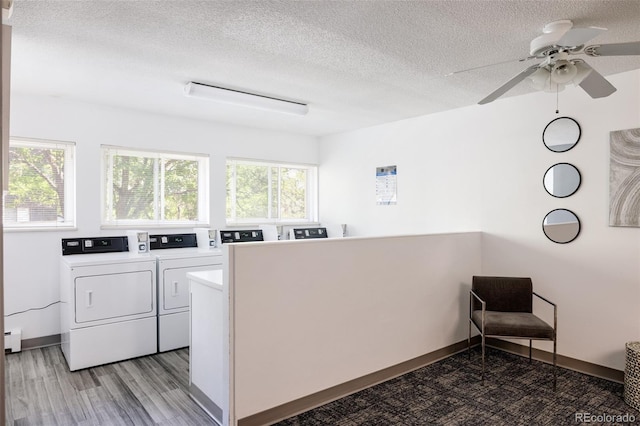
150,232,222,352
60,236,157,371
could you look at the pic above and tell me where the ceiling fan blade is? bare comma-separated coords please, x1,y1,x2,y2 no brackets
478,64,540,105
446,56,536,77
557,27,606,47
578,64,617,98
584,41,640,56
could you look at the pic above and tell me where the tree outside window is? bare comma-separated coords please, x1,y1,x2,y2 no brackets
226,159,316,223
3,138,75,229
102,146,209,227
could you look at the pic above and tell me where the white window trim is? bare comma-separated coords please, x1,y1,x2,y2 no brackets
3,137,76,231
226,157,318,225
101,145,210,229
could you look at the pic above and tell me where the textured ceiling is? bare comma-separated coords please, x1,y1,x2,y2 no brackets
7,0,640,136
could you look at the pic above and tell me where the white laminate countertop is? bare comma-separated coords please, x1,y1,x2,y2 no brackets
187,269,223,290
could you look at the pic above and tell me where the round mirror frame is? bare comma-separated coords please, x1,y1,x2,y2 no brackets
542,117,581,153
542,208,581,244
543,163,581,198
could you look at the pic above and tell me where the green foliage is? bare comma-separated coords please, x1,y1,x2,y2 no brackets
6,146,65,220
280,167,307,219
227,162,308,221
109,154,200,222
235,164,269,218
111,155,155,220
163,159,199,220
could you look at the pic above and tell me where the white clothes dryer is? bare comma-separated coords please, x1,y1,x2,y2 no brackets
60,236,157,371
150,233,222,352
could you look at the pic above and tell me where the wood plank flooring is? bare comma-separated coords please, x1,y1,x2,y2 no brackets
5,346,216,425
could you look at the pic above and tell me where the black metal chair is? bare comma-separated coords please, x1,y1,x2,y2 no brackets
468,276,557,389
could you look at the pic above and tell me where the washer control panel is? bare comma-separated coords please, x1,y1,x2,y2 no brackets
291,227,328,240
62,236,129,255
219,230,264,244
149,233,198,250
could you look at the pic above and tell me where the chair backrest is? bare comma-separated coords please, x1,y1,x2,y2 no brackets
472,276,533,313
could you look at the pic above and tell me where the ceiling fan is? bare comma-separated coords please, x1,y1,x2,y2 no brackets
478,20,640,105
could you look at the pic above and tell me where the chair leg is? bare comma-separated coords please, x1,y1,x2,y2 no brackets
529,340,532,363
553,338,557,391
481,333,485,384
468,321,471,359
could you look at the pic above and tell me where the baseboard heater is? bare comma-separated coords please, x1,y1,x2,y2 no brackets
4,329,22,353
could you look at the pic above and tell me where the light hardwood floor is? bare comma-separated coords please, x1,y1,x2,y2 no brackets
5,346,216,425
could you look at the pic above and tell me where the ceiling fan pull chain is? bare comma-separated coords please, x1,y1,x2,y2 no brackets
556,85,560,114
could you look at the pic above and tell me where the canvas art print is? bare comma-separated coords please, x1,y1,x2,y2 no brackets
610,127,640,226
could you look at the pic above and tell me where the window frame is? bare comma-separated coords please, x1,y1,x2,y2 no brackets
3,137,76,231
101,145,210,229
226,157,318,225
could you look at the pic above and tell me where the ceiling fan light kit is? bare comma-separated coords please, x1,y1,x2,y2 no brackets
478,20,640,105
527,54,593,94
528,69,562,93
528,68,550,90
551,60,577,84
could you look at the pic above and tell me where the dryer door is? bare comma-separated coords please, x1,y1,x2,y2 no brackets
162,264,220,311
75,270,154,324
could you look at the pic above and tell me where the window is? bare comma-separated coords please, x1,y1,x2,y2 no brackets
226,158,317,224
102,146,209,227
3,138,76,229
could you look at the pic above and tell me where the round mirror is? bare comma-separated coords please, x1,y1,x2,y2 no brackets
542,209,580,244
543,163,581,198
543,117,581,152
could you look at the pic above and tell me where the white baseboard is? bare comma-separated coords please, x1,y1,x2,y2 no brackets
4,329,22,353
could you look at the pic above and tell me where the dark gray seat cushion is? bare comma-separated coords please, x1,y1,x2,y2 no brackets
472,310,554,339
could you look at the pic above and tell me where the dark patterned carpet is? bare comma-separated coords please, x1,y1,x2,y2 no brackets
276,347,640,425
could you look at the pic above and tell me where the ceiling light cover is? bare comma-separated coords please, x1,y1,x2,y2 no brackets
184,82,308,116
551,60,578,84
528,68,551,90
527,69,566,93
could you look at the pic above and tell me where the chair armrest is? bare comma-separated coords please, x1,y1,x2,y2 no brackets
533,292,555,307
469,290,486,332
469,290,486,321
470,290,486,308
533,292,557,335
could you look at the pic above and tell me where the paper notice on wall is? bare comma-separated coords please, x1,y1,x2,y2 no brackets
376,165,397,205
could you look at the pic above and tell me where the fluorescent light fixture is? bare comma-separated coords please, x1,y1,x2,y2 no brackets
184,82,308,116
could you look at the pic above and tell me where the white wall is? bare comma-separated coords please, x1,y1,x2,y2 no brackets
5,94,318,339
226,233,481,421
319,70,640,371
319,111,484,236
